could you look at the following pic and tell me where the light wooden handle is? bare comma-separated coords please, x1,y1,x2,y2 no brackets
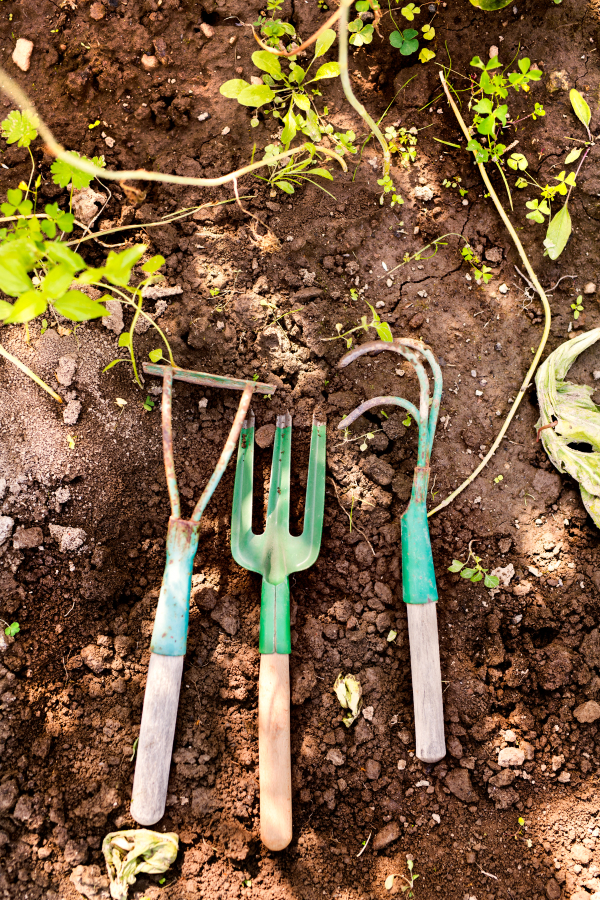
406,602,446,764
130,653,184,825
259,653,292,850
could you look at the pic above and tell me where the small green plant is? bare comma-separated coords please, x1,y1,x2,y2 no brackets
328,300,393,348
0,111,176,394
513,816,533,847
460,245,493,284
493,474,503,484
385,858,419,896
256,142,339,196
571,294,584,320
2,620,20,637
386,126,418,167
220,31,342,148
402,413,412,427
142,396,155,413
448,545,499,589
254,0,297,49
442,176,468,198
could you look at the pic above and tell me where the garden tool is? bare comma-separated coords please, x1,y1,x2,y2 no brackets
130,363,277,827
338,338,446,764
231,411,326,850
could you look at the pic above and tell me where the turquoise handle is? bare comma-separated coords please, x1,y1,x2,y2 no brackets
401,467,438,605
151,517,201,655
259,578,291,654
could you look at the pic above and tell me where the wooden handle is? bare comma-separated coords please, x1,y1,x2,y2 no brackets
406,602,446,764
259,653,292,850
130,653,184,825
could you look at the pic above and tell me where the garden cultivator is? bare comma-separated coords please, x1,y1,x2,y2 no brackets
130,364,277,827
338,338,446,764
231,411,326,850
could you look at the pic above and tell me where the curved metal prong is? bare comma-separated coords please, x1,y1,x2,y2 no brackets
161,367,181,520
338,396,420,430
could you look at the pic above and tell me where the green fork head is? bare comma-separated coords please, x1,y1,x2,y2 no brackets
231,412,327,586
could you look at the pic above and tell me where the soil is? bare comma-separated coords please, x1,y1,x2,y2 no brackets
1,0,600,899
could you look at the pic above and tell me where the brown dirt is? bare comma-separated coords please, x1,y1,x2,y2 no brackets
1,1,600,899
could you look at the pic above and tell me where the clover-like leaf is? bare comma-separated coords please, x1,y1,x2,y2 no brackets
1,110,38,148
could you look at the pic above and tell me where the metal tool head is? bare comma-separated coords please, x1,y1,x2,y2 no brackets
143,364,278,523
231,412,327,586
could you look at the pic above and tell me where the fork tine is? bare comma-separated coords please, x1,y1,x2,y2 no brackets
288,414,327,572
231,411,262,573
265,412,292,533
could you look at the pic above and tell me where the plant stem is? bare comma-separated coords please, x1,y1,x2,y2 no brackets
338,0,391,177
429,73,552,518
0,64,346,191
0,344,62,403
566,145,591,204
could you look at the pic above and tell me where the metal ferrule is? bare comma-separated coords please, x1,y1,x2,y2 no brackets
151,517,201,656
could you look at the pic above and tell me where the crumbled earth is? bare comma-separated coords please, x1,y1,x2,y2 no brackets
1,1,600,899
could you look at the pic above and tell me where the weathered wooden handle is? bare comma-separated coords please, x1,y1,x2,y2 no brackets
406,602,446,764
130,653,184,826
259,653,292,851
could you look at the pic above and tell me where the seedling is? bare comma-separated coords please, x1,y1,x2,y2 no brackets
493,474,503,484
255,142,340,196
402,414,412,427
461,246,493,284
142,396,155,413
571,294,584,320
327,299,393,348
333,673,362,726
67,435,76,450
442,176,468,198
1,620,20,637
385,858,419,896
448,543,499,588
220,31,343,149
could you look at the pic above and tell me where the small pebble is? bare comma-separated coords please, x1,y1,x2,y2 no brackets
375,301,385,309
141,54,159,71
197,113,209,122
200,22,214,38
499,283,509,294
489,45,499,58
12,38,33,73
583,281,597,294
105,136,115,148
90,1,105,19
386,278,393,288
221,126,231,136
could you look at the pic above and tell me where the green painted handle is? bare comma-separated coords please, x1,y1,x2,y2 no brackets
401,467,438,605
259,579,291,654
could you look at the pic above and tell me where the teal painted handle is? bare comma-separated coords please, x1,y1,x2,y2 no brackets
259,579,291,654
401,467,438,605
151,517,201,655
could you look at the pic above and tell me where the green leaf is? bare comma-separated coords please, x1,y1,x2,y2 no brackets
149,348,163,362
385,875,396,891
448,560,464,573
1,110,38,148
389,31,404,48
219,79,251,99
565,147,582,165
293,92,311,111
6,188,23,207
315,28,336,57
469,0,512,8
51,153,96,190
484,573,500,588
570,88,591,131
460,567,476,579
281,107,297,146
103,245,147,286
419,48,435,63
2,290,47,324
0,256,34,297
400,32,419,55
276,180,295,194
471,570,483,582
0,299,13,320
301,108,321,142
544,203,572,260
44,242,86,270
40,264,76,299
307,167,333,180
52,290,109,321
141,254,165,275
236,84,276,107
375,321,393,341
313,61,340,80
103,358,127,373
290,64,306,84
118,332,132,347
251,50,283,78
4,621,19,637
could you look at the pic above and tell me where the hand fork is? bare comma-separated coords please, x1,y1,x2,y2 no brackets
231,412,326,850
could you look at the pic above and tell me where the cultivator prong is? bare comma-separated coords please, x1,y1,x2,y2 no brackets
337,338,446,765
231,411,326,851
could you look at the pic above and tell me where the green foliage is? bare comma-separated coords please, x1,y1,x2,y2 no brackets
469,0,512,8
328,300,393,348
253,0,297,49
4,621,20,637
461,245,492,283
448,551,499,589
385,859,420,897
571,294,583,320
256,142,341,196
51,152,106,191
348,18,374,46
1,110,38,148
390,28,419,55
385,125,418,166
220,30,342,149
